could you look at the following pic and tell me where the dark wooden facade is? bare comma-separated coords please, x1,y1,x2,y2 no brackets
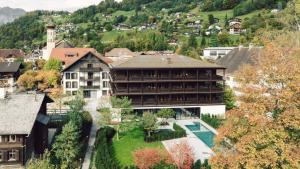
110,68,225,107
0,96,49,166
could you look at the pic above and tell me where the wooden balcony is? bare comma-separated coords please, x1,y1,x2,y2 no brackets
79,67,102,72
80,85,100,89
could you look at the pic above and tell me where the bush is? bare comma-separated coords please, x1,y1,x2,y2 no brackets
93,127,120,169
201,114,223,129
144,123,186,142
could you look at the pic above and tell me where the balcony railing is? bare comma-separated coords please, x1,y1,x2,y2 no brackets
79,67,102,72
80,85,100,89
80,77,100,81
113,75,224,81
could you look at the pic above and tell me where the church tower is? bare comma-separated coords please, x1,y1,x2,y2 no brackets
42,22,56,60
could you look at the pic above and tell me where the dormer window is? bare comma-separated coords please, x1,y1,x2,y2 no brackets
87,64,93,68
9,135,16,142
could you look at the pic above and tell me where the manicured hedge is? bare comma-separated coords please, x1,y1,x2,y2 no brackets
94,127,120,169
201,114,224,129
144,123,186,142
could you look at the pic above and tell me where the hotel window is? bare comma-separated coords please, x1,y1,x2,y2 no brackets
72,91,77,96
87,64,93,68
71,73,78,79
0,151,2,162
72,82,78,88
103,81,108,88
66,73,71,79
8,150,17,161
102,72,108,79
66,82,71,88
210,51,217,56
87,81,93,87
9,135,16,142
88,72,93,79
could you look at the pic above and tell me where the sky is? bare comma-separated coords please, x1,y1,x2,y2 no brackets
0,0,105,12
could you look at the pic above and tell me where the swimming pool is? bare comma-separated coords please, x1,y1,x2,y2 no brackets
185,122,215,148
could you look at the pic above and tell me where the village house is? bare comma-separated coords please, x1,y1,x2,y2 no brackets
202,47,235,60
206,25,222,35
0,92,51,168
50,48,112,98
105,48,136,62
217,45,262,93
0,62,21,93
0,49,25,62
228,18,245,35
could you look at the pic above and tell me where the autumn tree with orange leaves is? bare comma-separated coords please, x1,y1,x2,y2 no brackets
210,31,300,168
133,148,171,169
169,140,195,169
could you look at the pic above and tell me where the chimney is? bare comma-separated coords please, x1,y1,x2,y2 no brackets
0,88,6,99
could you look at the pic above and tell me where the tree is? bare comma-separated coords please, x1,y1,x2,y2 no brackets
43,58,62,71
210,32,300,169
224,87,236,110
157,108,175,125
111,96,133,120
27,150,55,169
142,112,158,137
208,14,215,25
134,148,167,169
52,121,80,169
187,33,198,48
200,37,206,47
67,90,85,113
209,32,218,47
169,140,194,169
105,23,113,31
17,70,37,90
218,31,230,46
98,107,112,126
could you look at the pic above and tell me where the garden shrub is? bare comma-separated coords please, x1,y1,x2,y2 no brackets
94,127,120,169
201,114,223,129
144,123,186,142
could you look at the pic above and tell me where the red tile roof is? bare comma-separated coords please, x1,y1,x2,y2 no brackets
50,48,112,70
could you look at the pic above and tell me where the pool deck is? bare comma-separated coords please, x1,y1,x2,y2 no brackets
162,119,216,162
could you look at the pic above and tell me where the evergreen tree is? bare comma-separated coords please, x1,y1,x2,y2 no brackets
201,37,207,47
209,33,218,47
187,33,198,48
224,87,236,110
53,121,80,169
208,14,215,25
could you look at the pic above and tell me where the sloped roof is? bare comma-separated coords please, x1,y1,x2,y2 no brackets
50,48,112,71
105,48,136,57
110,54,225,69
0,93,46,135
0,49,25,59
0,62,21,73
55,40,74,48
217,47,262,74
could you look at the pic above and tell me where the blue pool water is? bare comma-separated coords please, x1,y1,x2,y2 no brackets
185,122,215,148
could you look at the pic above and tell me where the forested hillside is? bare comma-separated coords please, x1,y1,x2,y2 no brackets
0,0,297,57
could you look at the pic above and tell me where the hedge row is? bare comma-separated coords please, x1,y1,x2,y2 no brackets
144,123,186,142
94,127,120,169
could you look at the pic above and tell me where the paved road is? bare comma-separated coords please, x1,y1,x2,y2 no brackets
81,99,99,169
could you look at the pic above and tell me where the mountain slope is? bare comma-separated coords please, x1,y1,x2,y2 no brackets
0,7,26,25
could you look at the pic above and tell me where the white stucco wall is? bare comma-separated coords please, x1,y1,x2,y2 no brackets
200,105,226,117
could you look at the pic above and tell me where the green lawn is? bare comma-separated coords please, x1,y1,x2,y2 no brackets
113,127,164,167
101,30,129,43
